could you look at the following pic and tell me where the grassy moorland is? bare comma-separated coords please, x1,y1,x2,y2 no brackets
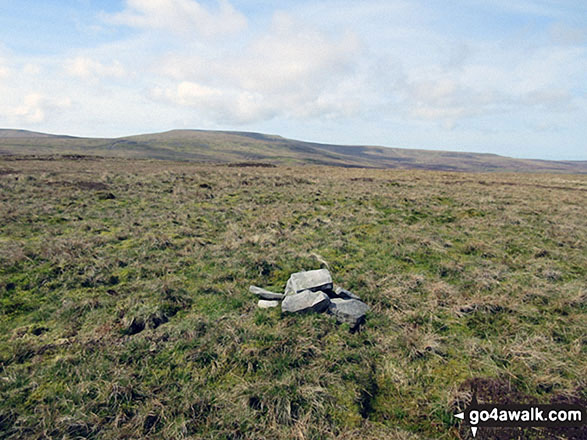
0,157,585,439
2,129,587,173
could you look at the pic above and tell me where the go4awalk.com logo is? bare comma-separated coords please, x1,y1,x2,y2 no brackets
454,394,586,437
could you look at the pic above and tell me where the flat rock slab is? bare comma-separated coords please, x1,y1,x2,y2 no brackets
285,269,333,295
282,290,330,314
328,298,370,328
258,299,280,309
332,286,361,300
249,285,285,300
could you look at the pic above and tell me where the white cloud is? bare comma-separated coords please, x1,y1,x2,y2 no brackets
520,89,574,111
468,0,587,19
12,93,46,123
0,57,9,79
5,93,72,124
96,1,587,133
1,0,585,158
22,63,41,75
107,0,247,37
151,81,278,124
381,37,586,129
65,56,127,80
148,11,362,124
549,22,587,46
243,13,359,90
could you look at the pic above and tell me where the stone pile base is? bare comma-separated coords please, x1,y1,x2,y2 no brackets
250,269,370,330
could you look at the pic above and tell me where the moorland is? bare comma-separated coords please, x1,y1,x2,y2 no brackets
1,128,586,173
0,155,585,439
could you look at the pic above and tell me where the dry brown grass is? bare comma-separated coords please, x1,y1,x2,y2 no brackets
0,157,585,439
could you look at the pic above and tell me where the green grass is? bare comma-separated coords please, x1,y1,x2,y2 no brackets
0,158,585,439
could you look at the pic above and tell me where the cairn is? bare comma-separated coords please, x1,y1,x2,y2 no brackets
250,269,369,329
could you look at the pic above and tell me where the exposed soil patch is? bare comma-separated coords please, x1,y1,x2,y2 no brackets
456,377,586,440
459,377,531,405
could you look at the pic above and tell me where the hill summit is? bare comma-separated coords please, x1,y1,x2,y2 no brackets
0,128,585,173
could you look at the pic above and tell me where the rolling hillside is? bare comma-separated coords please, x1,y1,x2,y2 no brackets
1,157,586,439
0,128,585,173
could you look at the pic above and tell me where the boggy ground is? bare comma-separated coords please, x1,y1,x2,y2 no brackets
0,157,585,439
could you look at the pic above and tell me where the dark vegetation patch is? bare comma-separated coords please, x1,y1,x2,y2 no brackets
226,162,277,168
77,181,109,190
0,154,106,161
46,180,110,190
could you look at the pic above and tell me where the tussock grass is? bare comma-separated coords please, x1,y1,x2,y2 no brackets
1,158,585,439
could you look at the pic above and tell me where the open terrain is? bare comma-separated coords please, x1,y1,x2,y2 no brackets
0,156,586,439
1,129,586,173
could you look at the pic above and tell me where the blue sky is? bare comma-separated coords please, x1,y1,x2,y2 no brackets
0,0,586,159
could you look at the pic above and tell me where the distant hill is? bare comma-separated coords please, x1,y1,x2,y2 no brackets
0,128,585,173
0,129,69,138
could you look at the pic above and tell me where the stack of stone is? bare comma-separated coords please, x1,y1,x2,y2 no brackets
250,269,369,329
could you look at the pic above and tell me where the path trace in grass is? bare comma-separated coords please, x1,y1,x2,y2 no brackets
250,269,370,330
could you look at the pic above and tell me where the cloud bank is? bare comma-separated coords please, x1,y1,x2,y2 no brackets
0,0,585,159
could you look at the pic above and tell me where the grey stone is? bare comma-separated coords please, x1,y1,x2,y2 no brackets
328,298,370,328
285,277,295,296
258,299,280,309
285,269,333,295
333,285,361,300
281,290,330,314
249,285,285,300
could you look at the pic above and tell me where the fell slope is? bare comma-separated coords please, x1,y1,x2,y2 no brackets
0,128,585,173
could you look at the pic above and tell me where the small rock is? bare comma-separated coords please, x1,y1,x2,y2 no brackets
285,269,333,295
328,298,370,329
281,290,330,314
284,277,295,295
332,285,361,300
249,285,285,300
258,299,280,309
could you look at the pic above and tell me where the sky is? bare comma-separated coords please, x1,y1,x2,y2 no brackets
0,0,586,159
